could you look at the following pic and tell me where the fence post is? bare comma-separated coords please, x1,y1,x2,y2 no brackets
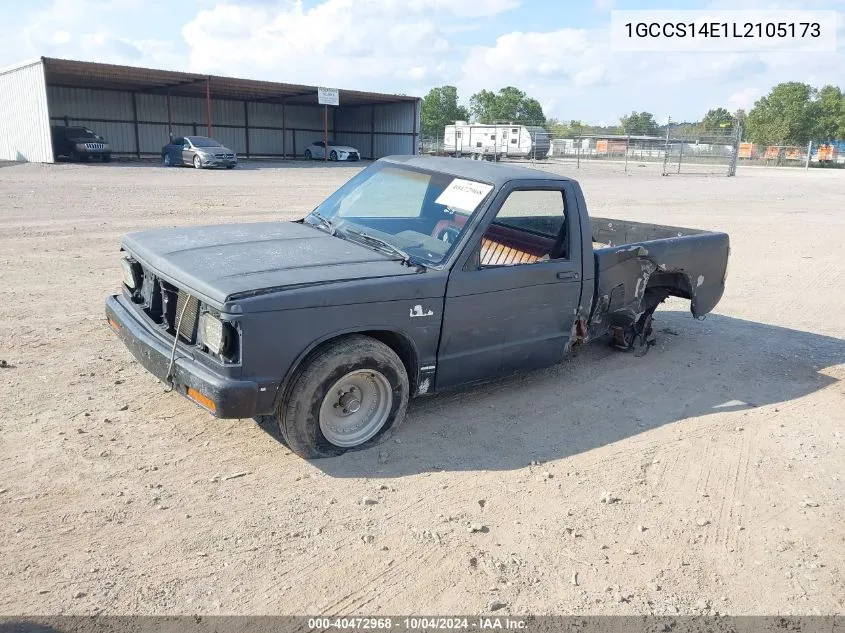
576,127,581,169
624,134,629,172
727,125,741,176
805,140,812,170
662,117,671,176
677,139,683,174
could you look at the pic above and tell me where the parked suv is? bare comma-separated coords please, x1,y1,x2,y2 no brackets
51,126,112,162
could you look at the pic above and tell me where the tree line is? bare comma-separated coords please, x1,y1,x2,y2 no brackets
421,82,845,146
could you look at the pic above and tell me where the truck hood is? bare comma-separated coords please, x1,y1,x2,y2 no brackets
121,221,416,305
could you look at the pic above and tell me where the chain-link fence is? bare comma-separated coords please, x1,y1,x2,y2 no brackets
423,121,744,176
736,141,845,168
547,127,742,176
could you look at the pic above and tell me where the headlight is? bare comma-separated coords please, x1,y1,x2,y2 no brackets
200,312,232,355
121,257,141,289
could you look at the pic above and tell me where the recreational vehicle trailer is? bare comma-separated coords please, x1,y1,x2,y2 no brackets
443,122,551,160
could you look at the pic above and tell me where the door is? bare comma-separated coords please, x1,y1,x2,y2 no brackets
312,142,325,159
436,183,583,389
501,129,509,156
181,140,194,165
168,138,183,164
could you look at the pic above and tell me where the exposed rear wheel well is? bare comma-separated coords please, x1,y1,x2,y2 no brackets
643,271,694,312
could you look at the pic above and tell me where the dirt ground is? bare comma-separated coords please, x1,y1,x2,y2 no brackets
0,158,843,617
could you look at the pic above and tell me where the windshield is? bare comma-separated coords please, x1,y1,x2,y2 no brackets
306,162,494,267
188,137,221,148
68,128,98,139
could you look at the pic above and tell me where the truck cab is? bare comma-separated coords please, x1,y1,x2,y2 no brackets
106,156,729,459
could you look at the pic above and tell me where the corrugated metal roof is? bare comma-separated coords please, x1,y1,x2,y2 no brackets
41,57,419,106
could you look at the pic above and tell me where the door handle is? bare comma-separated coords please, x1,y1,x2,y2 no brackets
557,271,580,281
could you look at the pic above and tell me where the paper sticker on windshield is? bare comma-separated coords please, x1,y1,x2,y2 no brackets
435,179,493,212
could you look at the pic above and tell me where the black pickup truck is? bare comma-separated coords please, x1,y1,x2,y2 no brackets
106,156,729,458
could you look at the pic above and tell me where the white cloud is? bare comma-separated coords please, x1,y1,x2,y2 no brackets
5,0,844,126
180,0,521,89
727,87,763,111
11,0,180,69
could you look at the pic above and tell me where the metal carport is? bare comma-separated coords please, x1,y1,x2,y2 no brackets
0,57,420,163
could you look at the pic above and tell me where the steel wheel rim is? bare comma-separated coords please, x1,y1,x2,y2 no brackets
319,369,392,447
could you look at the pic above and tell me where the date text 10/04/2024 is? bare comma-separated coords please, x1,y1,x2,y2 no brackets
306,617,528,630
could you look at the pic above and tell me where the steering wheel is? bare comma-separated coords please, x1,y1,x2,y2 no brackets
434,225,462,244
431,214,467,245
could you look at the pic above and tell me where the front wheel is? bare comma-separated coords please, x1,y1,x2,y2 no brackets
193,155,202,169
304,149,312,160
278,335,409,459
329,150,338,161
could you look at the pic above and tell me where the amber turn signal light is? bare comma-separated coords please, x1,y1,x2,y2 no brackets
187,387,217,413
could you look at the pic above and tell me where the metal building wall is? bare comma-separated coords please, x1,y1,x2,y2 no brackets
47,86,338,158
0,60,53,162
44,84,417,160
335,100,419,159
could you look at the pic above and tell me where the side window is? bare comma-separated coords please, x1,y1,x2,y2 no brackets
479,189,567,267
173,137,184,146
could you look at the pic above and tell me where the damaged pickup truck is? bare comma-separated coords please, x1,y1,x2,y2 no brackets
105,156,729,458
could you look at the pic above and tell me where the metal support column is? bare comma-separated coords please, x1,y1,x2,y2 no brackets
323,106,328,162
281,100,287,158
243,100,250,158
412,99,419,155
370,105,375,160
131,92,140,158
166,91,173,140
205,77,212,136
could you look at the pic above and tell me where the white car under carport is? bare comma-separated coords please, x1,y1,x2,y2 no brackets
304,141,361,162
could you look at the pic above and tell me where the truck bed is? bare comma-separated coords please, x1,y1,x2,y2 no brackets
587,216,730,339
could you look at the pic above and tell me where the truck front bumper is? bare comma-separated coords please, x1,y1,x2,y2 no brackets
105,295,260,419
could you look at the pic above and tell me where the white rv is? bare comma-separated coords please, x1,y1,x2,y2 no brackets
443,122,551,159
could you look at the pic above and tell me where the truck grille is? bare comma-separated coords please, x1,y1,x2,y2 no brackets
85,143,105,150
175,290,200,343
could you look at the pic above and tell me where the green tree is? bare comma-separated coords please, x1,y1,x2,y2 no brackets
746,82,817,145
812,85,845,140
702,107,735,131
468,86,545,124
619,111,658,135
420,86,470,136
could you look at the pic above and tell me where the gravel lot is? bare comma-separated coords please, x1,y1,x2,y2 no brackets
0,158,843,616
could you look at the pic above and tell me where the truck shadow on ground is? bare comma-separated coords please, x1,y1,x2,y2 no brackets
290,310,844,478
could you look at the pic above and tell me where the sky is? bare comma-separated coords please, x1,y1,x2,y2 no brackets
3,0,843,126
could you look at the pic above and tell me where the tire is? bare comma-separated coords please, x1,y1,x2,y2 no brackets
329,150,338,161
226,164,236,169
193,155,202,169
304,149,312,160
101,154,111,163
278,335,409,459
163,153,171,167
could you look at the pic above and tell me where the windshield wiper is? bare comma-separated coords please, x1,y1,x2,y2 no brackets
306,210,336,235
344,228,412,265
